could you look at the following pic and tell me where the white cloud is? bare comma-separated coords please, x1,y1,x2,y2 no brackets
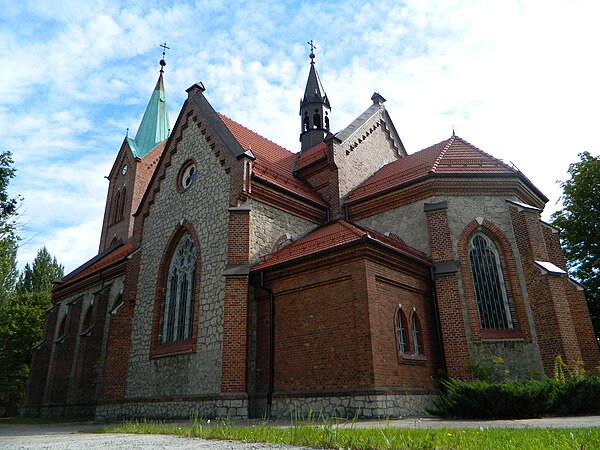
3,0,599,272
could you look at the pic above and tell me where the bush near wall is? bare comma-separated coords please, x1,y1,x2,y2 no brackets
430,376,600,419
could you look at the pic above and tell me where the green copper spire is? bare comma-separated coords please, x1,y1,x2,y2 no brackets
128,59,170,158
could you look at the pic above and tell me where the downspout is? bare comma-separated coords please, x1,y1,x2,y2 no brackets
260,272,275,417
430,266,448,376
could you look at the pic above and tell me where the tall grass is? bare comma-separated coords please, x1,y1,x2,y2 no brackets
103,417,600,450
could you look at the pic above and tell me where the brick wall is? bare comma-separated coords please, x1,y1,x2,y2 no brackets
253,243,437,407
269,258,373,391
221,209,250,393
366,260,441,390
48,298,82,404
99,149,135,252
221,277,248,393
73,287,111,404
23,305,60,411
424,203,470,379
102,262,139,400
541,224,600,367
509,206,586,374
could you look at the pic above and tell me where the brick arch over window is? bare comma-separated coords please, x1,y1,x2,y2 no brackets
458,219,531,343
150,220,201,357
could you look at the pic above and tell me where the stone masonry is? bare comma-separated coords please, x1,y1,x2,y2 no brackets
125,117,230,401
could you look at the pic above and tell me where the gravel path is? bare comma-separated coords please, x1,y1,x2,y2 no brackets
0,423,316,450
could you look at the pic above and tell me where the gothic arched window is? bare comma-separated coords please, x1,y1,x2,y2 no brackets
160,234,196,344
410,312,422,356
469,233,513,330
118,187,127,221
396,307,409,354
112,189,121,224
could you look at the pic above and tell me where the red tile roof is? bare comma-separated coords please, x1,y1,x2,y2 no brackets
217,113,327,206
57,242,134,288
252,220,428,271
293,142,327,171
348,135,517,202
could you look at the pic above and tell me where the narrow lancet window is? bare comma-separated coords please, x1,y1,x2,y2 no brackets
469,234,513,330
396,308,408,354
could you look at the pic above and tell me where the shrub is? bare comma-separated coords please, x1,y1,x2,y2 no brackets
430,376,600,419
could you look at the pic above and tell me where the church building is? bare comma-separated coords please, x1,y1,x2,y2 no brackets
23,48,599,420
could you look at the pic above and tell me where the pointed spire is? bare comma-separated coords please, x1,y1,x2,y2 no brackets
299,42,331,152
129,47,170,158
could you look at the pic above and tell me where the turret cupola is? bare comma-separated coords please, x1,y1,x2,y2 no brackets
299,42,331,152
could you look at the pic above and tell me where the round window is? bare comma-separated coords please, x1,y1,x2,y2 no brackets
179,161,196,191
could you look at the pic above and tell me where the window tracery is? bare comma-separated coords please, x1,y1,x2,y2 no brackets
160,234,196,344
468,233,513,330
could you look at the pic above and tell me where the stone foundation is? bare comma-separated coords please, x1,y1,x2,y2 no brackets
20,404,96,418
271,394,437,419
95,397,248,421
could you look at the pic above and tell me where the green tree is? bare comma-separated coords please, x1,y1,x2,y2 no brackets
0,248,64,416
17,247,64,295
551,151,600,339
0,237,18,307
0,151,19,308
0,151,18,243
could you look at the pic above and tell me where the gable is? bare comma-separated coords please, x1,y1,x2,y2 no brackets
334,103,405,199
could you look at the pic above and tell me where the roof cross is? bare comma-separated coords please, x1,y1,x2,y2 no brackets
159,42,170,73
160,42,170,58
307,40,316,63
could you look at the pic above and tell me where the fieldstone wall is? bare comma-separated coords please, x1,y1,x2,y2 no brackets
272,394,436,419
125,120,230,399
470,340,544,380
96,398,248,421
357,200,430,255
248,199,316,263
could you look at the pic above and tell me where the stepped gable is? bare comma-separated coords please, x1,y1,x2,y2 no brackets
217,113,326,206
348,135,518,202
252,219,428,271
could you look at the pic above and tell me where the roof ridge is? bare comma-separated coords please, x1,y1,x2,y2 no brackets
337,219,367,237
446,134,517,172
349,161,431,198
430,135,455,173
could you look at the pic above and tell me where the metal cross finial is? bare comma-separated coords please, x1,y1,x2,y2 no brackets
307,40,316,63
159,42,170,73
160,42,170,58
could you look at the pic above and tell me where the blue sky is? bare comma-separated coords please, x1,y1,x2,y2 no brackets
2,0,600,273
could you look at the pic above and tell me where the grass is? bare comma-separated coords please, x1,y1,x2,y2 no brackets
0,416,94,425
100,417,600,450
